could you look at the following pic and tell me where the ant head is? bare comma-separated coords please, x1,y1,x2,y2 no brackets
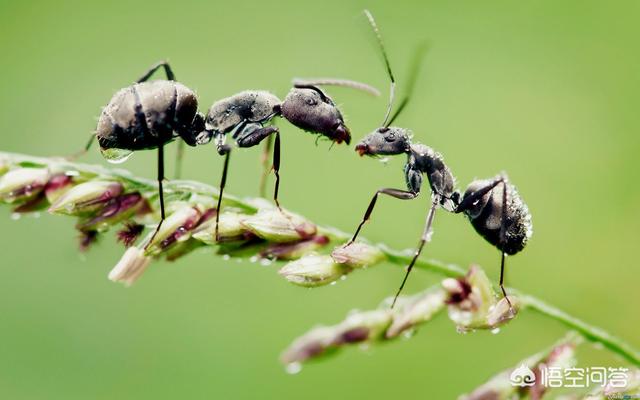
355,126,411,157
280,87,350,145
178,112,207,146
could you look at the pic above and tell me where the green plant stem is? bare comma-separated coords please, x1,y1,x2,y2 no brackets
2,151,638,367
377,243,640,367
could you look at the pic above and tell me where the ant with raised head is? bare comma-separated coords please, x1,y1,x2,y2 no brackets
198,78,379,239
346,10,532,308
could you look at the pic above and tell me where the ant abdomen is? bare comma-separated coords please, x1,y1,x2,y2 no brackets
97,80,201,152
462,177,533,255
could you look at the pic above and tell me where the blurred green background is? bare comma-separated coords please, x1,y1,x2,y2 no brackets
1,0,639,398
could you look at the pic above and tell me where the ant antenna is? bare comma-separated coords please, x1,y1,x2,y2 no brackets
293,78,381,97
364,9,396,127
386,42,428,126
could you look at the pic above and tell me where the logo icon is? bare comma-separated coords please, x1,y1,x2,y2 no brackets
510,364,536,387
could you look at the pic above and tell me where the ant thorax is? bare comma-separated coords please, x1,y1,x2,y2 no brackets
408,143,458,210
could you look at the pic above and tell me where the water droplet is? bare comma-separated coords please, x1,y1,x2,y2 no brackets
10,212,21,220
330,281,337,286
101,148,133,164
222,254,230,261
402,329,415,340
491,328,501,335
249,255,259,263
260,258,272,267
285,362,302,375
340,275,347,281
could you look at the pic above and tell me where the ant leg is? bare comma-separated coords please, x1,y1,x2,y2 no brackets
497,179,513,309
348,188,418,245
454,176,505,214
215,148,231,241
137,60,175,83
66,133,96,160
258,134,274,198
174,139,185,179
272,131,282,210
499,250,512,308
235,123,280,205
391,196,439,308
144,144,167,250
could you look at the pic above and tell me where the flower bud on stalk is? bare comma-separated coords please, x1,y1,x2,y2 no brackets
242,209,316,242
76,193,148,233
48,181,123,216
192,212,248,244
460,335,579,400
385,288,447,339
143,205,203,256
443,265,519,331
597,369,640,398
108,247,152,287
43,174,74,204
262,235,329,260
0,159,8,176
279,254,350,287
0,168,50,203
281,309,392,364
331,242,385,268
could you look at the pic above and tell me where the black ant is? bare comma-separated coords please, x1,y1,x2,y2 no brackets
91,61,206,248
197,78,379,239
346,10,532,308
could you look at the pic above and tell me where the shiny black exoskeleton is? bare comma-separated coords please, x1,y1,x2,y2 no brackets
198,79,379,239
456,175,533,256
346,10,532,308
97,63,205,154
94,61,205,248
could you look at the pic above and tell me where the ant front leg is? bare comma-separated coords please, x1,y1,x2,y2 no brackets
137,60,175,82
347,188,419,246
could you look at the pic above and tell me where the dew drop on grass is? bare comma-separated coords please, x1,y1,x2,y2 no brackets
491,328,501,335
10,212,21,220
222,254,230,261
260,258,272,267
249,255,259,263
330,281,337,286
285,362,302,375
402,329,415,340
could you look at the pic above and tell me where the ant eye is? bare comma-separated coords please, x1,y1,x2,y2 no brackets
385,132,396,142
305,97,317,106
